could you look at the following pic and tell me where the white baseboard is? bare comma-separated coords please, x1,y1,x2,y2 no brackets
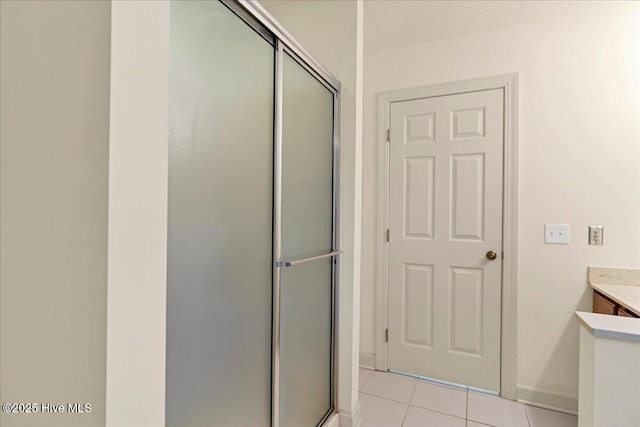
323,413,340,427
517,385,578,415
339,401,362,427
359,353,375,370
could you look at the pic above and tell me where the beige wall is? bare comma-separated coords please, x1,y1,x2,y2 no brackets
361,3,640,412
0,1,111,426
260,1,363,424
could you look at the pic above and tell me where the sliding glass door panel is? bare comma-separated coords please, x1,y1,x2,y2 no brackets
166,2,273,426
167,3,339,427
281,54,335,261
279,52,336,427
279,259,333,427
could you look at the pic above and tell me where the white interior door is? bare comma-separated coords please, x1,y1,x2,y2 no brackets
387,89,504,392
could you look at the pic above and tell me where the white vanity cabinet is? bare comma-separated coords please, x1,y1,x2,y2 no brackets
575,312,640,427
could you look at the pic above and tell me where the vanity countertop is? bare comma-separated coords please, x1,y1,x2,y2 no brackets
588,267,640,317
575,311,640,342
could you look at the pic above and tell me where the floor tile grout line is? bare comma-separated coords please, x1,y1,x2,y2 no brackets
362,369,376,389
359,390,414,406
407,403,467,422
361,371,418,403
361,371,572,427
359,370,372,392
409,403,473,421
414,379,469,401
362,373,471,422
400,378,420,426
524,404,532,427
466,386,469,421
408,375,419,402
399,400,410,427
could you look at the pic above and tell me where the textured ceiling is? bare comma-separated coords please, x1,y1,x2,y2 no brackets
364,0,615,53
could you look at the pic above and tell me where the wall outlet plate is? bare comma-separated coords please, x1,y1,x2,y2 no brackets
545,223,569,244
589,226,603,246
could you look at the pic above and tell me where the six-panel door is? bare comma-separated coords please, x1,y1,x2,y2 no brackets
387,89,504,392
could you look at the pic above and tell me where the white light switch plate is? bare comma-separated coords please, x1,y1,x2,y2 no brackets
545,223,570,244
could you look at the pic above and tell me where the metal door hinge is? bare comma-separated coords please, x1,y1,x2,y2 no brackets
385,329,389,342
386,128,391,142
386,229,390,242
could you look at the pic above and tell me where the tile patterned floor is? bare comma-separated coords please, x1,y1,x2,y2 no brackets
358,368,578,427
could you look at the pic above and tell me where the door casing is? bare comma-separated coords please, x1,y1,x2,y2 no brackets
374,73,519,399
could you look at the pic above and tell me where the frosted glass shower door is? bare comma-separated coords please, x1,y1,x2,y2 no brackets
167,2,340,426
166,1,274,426
278,53,336,427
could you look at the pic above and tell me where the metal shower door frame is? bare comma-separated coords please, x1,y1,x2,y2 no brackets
221,1,342,426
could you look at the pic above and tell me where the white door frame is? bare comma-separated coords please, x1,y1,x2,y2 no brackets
374,73,519,400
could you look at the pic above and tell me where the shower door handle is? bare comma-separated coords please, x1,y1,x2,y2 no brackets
276,250,342,268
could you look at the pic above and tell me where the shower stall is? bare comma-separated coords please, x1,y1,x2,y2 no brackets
165,1,341,426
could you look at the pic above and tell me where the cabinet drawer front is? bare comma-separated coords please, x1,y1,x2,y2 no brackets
618,308,639,318
593,291,617,315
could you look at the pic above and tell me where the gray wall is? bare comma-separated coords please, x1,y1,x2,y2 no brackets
0,1,111,426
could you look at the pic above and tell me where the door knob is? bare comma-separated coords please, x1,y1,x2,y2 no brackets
486,251,497,260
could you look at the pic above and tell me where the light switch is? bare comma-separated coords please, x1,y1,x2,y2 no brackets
545,223,569,244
